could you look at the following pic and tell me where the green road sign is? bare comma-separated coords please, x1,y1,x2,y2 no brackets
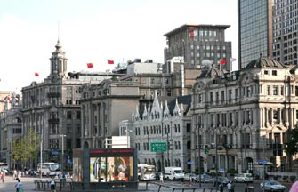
150,141,167,152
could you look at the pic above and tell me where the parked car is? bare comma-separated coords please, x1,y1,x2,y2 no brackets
213,176,231,187
27,169,37,176
234,173,253,183
183,173,197,181
260,180,286,192
196,173,214,183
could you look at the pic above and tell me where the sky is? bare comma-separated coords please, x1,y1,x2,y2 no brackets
0,0,237,93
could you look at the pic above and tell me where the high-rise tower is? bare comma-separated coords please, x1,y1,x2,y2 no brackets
164,24,232,71
238,0,273,69
272,0,298,65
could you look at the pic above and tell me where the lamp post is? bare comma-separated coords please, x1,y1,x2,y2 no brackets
60,134,66,173
40,128,43,179
196,117,202,187
125,125,132,148
215,131,218,189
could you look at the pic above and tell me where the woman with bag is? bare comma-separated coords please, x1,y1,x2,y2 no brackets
15,178,23,192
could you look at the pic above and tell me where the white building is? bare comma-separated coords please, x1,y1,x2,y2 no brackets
130,92,192,172
191,57,298,175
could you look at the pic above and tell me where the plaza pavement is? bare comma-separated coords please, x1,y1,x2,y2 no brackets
0,175,221,192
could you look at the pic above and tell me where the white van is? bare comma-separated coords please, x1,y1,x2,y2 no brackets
37,162,60,176
164,167,184,180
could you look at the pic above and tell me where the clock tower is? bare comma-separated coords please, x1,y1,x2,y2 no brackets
50,39,68,78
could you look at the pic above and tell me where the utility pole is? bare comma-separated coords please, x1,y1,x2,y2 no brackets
60,134,66,173
197,117,202,187
215,130,218,189
40,127,43,179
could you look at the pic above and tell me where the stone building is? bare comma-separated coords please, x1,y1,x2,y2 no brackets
130,92,191,172
0,93,22,168
191,57,298,175
20,40,108,167
164,24,232,71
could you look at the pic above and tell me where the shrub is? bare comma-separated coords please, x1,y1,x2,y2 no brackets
283,176,288,181
290,176,296,182
228,169,237,176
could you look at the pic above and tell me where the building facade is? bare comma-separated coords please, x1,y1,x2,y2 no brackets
164,24,232,71
191,57,298,175
272,0,298,65
239,0,298,69
238,0,273,69
20,40,107,168
130,92,191,172
0,94,22,169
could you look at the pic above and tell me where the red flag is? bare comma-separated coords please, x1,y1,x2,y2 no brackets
108,60,114,64
188,27,197,40
219,58,227,65
87,63,93,68
35,72,39,76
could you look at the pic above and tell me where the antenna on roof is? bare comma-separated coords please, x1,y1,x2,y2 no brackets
58,20,61,42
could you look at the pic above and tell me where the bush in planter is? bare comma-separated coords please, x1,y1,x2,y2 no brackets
228,169,237,177
283,176,288,181
290,176,296,182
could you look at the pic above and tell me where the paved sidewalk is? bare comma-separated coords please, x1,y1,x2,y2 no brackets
0,175,37,192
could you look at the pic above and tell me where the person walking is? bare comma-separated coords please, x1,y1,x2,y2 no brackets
1,170,5,182
159,172,164,183
50,177,56,192
227,181,232,192
289,180,298,192
15,178,23,192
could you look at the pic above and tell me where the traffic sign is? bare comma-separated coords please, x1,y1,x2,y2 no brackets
150,141,167,152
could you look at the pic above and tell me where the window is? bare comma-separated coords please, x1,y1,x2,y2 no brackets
198,94,202,103
264,70,269,75
267,85,271,95
273,86,279,95
67,111,72,119
221,91,224,102
295,86,298,96
210,92,213,103
281,86,284,95
272,70,277,76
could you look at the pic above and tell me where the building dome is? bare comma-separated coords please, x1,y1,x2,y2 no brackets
245,58,287,69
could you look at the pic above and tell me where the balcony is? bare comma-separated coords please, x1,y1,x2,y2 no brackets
47,92,61,98
48,118,60,124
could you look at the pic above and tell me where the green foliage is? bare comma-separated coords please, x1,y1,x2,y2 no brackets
11,128,40,165
285,128,298,156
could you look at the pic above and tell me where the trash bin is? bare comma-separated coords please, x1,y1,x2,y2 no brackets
245,186,254,192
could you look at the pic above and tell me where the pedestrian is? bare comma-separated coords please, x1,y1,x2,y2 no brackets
227,181,232,192
50,177,56,192
219,183,224,192
13,170,17,180
15,178,23,192
160,172,164,183
289,180,298,192
1,171,5,182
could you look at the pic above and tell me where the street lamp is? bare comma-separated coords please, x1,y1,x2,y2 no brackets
125,127,132,148
40,127,44,179
197,120,202,187
59,134,66,173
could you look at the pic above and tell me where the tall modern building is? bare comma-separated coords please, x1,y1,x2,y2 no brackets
164,24,232,71
238,0,273,69
239,0,298,69
272,0,298,65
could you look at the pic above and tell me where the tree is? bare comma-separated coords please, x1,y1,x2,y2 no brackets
285,128,298,171
11,128,40,169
